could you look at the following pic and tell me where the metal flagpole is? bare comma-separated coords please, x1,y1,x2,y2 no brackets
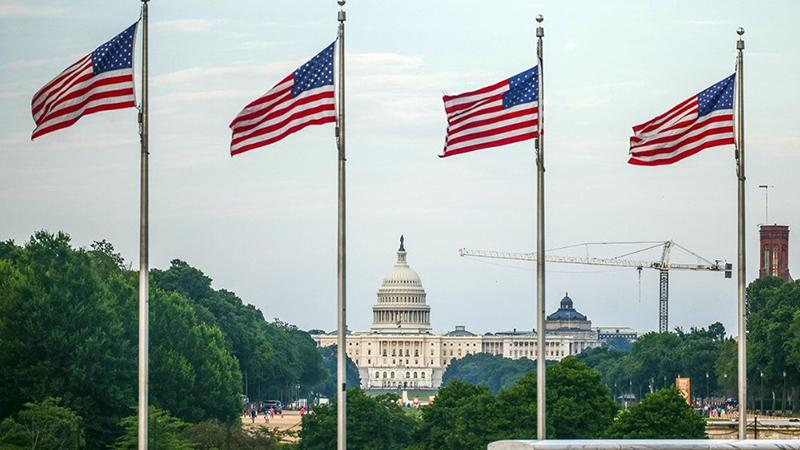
137,0,150,448
535,13,546,441
335,1,347,449
735,26,747,441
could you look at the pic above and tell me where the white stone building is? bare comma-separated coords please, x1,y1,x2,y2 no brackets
311,237,638,390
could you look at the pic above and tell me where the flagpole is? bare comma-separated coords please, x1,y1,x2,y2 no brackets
534,13,546,441
735,26,747,441
137,0,150,447
335,1,347,449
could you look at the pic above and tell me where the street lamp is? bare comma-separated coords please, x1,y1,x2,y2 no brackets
723,373,728,399
706,372,710,404
760,371,764,413
783,370,787,415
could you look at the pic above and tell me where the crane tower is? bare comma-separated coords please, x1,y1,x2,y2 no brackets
458,240,731,333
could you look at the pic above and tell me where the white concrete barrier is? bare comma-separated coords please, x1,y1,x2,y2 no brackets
487,440,800,449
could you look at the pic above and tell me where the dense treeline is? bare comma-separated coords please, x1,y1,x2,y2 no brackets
441,352,559,394
738,277,800,411
312,345,361,399
576,277,800,413
300,358,704,450
0,232,329,448
576,323,726,401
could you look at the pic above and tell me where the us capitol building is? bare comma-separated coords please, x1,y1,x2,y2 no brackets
311,237,638,390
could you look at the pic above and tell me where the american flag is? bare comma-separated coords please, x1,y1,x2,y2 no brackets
440,67,539,158
229,42,336,156
31,23,137,140
628,74,735,166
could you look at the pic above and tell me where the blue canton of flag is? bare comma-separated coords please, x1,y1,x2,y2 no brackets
292,43,334,97
503,67,539,109
92,23,136,74
698,74,734,117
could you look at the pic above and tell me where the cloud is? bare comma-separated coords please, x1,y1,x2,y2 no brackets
239,40,277,50
0,1,66,17
686,20,730,26
152,19,216,33
3,56,67,70
151,64,287,87
563,40,578,51
349,53,422,70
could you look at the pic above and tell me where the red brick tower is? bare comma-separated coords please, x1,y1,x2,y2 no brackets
759,225,792,282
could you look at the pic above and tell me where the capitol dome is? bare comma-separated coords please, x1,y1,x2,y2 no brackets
371,236,432,334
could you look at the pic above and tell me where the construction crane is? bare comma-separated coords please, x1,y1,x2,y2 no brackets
458,241,732,333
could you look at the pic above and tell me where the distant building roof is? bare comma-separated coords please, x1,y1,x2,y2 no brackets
445,325,476,337
546,293,588,321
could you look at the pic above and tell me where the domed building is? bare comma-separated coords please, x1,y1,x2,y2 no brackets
311,237,638,390
370,236,432,334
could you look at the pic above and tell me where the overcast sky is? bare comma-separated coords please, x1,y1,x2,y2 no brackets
2,0,798,337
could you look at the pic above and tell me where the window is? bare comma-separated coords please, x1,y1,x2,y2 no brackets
421,372,426,379
368,349,371,355
390,372,395,379
413,372,418,379
406,372,411,379
375,372,380,379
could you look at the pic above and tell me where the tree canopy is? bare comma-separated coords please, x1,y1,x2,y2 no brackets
605,388,706,439
441,352,537,394
300,389,417,450
0,232,328,447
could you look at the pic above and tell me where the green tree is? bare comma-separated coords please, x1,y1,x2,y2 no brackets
604,388,706,439
0,232,135,448
746,277,800,410
442,353,537,394
111,406,194,450
313,345,361,398
412,381,497,450
149,288,243,423
492,359,616,440
714,337,738,397
300,389,417,450
152,260,328,403
546,358,617,438
0,397,84,450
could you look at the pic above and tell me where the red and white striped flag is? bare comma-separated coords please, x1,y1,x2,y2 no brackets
628,74,735,166
31,23,138,140
440,67,539,158
229,42,336,156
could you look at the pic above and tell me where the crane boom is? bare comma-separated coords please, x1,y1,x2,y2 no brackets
457,248,725,271
458,241,730,333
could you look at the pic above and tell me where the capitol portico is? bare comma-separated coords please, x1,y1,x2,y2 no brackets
311,237,638,390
